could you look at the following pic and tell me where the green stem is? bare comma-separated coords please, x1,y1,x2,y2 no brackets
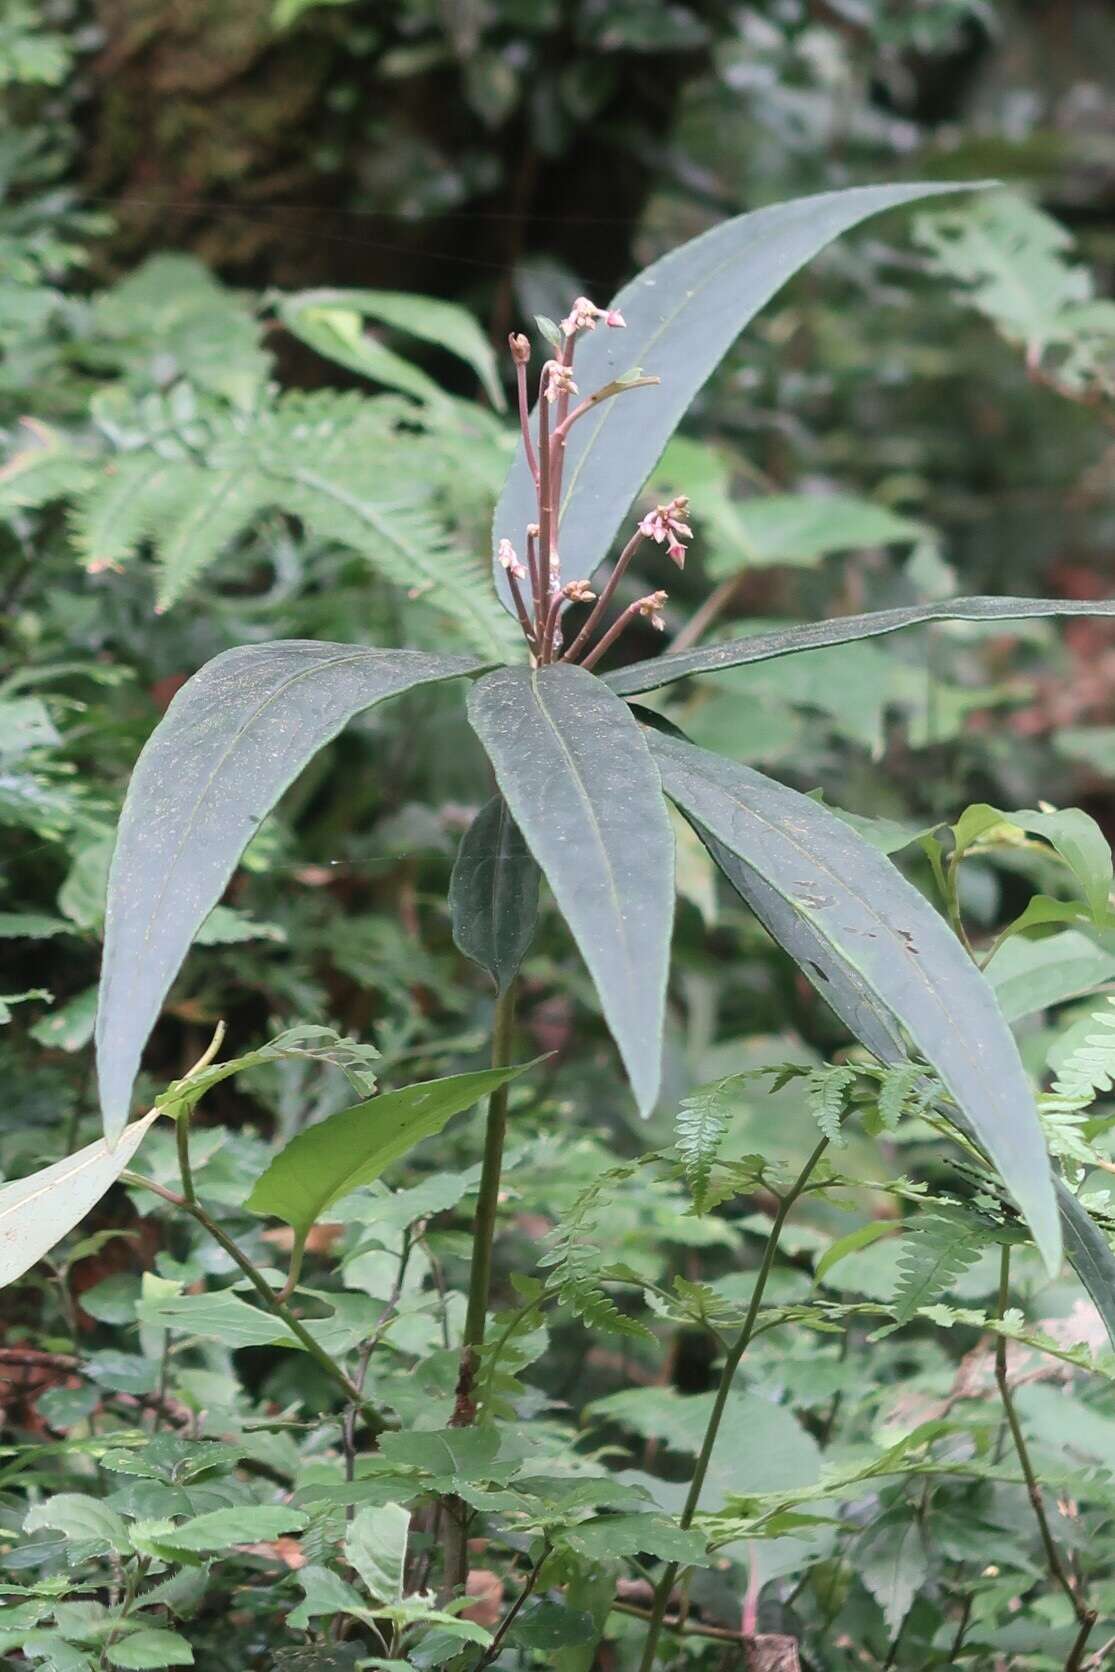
993,1246,1093,1643
637,1137,829,1671
442,982,518,1602
123,1170,382,1433
175,1116,196,1206
462,982,518,1353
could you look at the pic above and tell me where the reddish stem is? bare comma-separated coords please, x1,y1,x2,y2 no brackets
561,530,644,664
516,361,539,486
579,598,647,672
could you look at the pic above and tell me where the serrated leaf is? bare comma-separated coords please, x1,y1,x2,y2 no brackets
157,1505,307,1553
675,1079,734,1212
344,1504,410,1603
494,181,979,613
96,642,485,1138
857,1515,929,1634
246,1065,529,1244
607,597,1115,698
648,730,1060,1273
893,1217,983,1324
561,1515,709,1565
467,664,673,1114
449,794,539,994
0,1111,159,1289
24,1495,130,1553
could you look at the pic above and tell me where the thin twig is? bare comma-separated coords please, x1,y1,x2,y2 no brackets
475,1545,548,1667
561,529,644,664
993,1247,1094,1649
637,1139,829,1670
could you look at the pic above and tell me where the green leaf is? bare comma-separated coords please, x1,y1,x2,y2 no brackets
29,985,97,1052
561,1516,709,1565
511,1601,597,1650
449,794,539,994
815,1222,899,1286
96,642,486,1139
984,930,1115,1023
344,1504,410,1603
106,1631,194,1669
494,181,978,612
1053,1180,1115,1350
675,1079,734,1212
954,803,1112,919
893,1217,984,1324
377,1426,503,1486
24,1495,130,1553
245,1065,530,1243
157,1505,308,1553
279,289,505,409
704,492,925,578
0,1111,159,1289
157,1024,379,1119
467,664,674,1115
857,1514,929,1635
648,730,1061,1273
606,597,1115,698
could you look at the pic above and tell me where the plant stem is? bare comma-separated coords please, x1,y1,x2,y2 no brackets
462,981,518,1353
475,1545,549,1668
993,1246,1094,1651
561,529,644,664
123,1170,382,1432
637,1137,829,1671
442,981,519,1600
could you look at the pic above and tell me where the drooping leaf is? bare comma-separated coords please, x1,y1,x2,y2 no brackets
953,802,1112,920
466,664,674,1115
0,1110,159,1289
857,1514,929,1635
493,181,979,612
95,643,486,1139
279,288,505,409
245,1065,530,1246
648,730,1060,1272
449,794,540,994
606,597,1115,698
344,1504,410,1603
157,1024,380,1119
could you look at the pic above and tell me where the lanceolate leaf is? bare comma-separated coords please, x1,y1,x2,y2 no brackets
606,597,1115,697
96,643,486,1140
648,730,1060,1272
493,181,980,613
467,665,674,1115
449,794,540,994
0,1111,159,1289
245,1064,531,1245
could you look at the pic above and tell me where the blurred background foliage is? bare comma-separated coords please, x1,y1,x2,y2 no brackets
1,5,1115,1664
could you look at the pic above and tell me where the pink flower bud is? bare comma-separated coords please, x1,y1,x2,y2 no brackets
545,362,578,404
604,308,626,329
637,494,693,567
563,579,596,602
508,332,531,364
497,538,527,581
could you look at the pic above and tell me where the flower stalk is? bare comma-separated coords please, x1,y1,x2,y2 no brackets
498,299,691,669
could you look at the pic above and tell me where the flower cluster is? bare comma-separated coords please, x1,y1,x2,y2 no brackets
638,495,692,568
560,296,626,337
497,296,692,667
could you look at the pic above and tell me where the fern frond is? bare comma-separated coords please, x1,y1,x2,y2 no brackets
877,1063,929,1132
893,1215,984,1324
676,1078,735,1212
66,453,186,572
808,1065,856,1146
151,464,270,612
1051,998,1115,1105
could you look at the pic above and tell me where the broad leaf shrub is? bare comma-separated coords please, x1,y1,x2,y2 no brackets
2,178,1115,1671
